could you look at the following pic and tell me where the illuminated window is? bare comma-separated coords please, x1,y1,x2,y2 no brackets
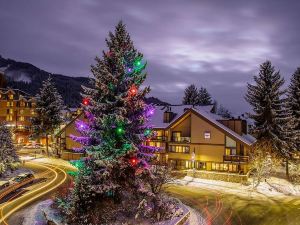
20,101,26,107
19,109,24,114
204,131,211,139
6,101,14,107
6,115,13,121
9,94,14,100
19,116,25,121
169,145,190,153
31,109,35,115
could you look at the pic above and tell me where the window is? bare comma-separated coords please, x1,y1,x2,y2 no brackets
204,131,211,139
31,109,35,115
148,141,161,147
226,136,236,147
195,161,206,170
6,115,13,121
169,145,190,153
7,101,14,107
19,116,25,121
19,109,24,114
172,132,181,142
9,94,14,100
211,162,234,172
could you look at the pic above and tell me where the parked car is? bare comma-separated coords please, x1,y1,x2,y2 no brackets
9,173,34,184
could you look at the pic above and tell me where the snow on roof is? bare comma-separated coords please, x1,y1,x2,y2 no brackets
149,105,216,129
148,104,256,146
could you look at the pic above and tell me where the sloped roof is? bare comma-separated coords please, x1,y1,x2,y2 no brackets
148,104,256,146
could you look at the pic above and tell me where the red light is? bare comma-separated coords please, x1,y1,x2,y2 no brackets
129,85,138,96
82,98,89,106
130,157,138,166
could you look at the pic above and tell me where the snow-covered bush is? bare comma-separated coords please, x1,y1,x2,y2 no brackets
0,123,19,175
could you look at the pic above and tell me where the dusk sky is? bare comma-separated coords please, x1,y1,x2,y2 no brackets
0,0,299,113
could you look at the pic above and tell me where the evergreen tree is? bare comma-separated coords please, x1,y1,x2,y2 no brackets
198,87,212,105
246,61,291,175
31,77,64,156
182,84,199,105
217,104,232,118
0,123,19,175
287,68,300,151
63,22,170,224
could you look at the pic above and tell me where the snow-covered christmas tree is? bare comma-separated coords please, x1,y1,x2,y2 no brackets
182,84,199,105
60,22,176,224
246,61,292,175
31,77,64,156
0,123,19,175
287,68,300,151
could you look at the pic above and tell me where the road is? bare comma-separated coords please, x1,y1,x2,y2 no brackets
0,161,69,225
167,184,300,225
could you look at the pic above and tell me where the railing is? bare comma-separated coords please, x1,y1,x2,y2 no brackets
223,155,249,163
152,136,167,141
172,136,191,143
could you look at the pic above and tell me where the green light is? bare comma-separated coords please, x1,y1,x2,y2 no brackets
116,127,124,135
144,129,151,136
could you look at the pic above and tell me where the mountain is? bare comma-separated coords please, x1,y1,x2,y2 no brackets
0,55,169,107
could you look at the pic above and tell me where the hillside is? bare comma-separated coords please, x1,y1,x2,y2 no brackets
0,55,169,107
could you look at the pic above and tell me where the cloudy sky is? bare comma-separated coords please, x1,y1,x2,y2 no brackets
0,0,299,113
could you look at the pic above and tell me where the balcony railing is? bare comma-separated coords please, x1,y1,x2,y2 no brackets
172,136,191,143
152,136,167,141
223,155,249,163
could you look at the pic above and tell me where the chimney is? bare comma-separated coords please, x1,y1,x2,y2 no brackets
163,107,176,123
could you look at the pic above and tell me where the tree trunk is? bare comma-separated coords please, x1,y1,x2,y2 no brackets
286,158,289,179
46,134,49,157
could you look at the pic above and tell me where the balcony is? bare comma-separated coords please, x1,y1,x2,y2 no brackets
172,136,191,143
152,136,167,141
223,155,249,163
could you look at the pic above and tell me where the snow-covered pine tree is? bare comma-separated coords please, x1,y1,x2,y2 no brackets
198,87,212,105
31,77,64,156
217,104,232,119
287,68,300,151
182,84,199,105
0,123,19,175
64,22,163,224
246,61,291,175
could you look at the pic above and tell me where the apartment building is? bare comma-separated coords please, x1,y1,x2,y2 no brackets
0,88,36,144
148,105,256,174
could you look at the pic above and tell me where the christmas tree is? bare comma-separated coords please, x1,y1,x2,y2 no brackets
246,61,291,175
31,77,64,156
182,84,199,105
287,68,300,151
0,123,19,175
63,22,170,224
198,87,212,105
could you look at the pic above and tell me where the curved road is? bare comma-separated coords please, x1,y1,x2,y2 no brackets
167,184,300,225
0,161,69,225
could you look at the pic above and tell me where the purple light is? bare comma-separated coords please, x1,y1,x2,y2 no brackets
127,67,132,73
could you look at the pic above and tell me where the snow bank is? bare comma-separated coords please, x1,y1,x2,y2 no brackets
177,176,300,199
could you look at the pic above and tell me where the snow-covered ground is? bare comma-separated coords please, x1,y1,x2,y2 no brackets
20,155,77,171
176,176,300,199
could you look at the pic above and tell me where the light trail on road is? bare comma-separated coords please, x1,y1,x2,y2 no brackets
0,161,68,225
